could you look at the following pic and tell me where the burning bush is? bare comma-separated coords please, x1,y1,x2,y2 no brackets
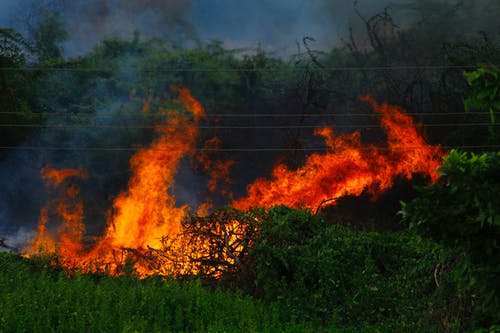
97,205,448,329
145,208,263,280
23,87,445,282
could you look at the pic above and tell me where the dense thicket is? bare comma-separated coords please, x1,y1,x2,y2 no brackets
2,2,499,158
403,150,500,328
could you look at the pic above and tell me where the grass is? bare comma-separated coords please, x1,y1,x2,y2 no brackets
0,252,323,333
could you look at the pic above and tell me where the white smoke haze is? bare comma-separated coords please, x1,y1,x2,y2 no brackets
0,227,35,252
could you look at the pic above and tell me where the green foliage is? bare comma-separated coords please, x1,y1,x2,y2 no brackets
0,29,33,66
0,29,38,158
0,252,316,333
2,5,500,332
464,64,500,124
0,211,454,332
247,206,442,330
402,150,500,327
34,11,68,64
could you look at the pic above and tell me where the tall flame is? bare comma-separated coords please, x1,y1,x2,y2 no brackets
29,165,88,258
83,86,204,275
26,91,444,277
101,87,203,248
27,87,204,276
232,96,443,210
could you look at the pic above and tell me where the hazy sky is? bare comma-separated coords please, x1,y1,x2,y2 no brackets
1,0,496,57
0,0,402,56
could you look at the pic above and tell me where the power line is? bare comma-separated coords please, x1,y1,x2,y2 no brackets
0,145,498,152
0,111,494,117
0,123,498,129
0,65,479,73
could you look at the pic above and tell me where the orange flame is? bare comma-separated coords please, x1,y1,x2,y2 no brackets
232,96,443,210
28,165,88,258
196,137,234,216
27,87,205,276
82,86,205,275
26,92,444,278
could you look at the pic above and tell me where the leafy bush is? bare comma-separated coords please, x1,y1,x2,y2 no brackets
247,206,442,330
464,64,500,124
402,150,500,328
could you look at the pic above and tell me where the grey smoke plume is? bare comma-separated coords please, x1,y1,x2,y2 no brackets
3,0,197,55
0,227,35,252
61,0,198,55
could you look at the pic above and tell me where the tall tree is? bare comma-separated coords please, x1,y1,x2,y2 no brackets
34,11,68,64
0,29,37,158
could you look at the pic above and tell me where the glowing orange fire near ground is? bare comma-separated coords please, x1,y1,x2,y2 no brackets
29,165,88,257
26,89,444,278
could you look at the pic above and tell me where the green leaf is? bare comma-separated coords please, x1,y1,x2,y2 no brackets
477,89,492,100
464,99,471,113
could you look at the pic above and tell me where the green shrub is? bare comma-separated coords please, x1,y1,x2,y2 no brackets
248,206,442,330
402,150,500,328
464,64,500,124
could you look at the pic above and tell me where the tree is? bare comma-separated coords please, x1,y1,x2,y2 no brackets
0,29,37,158
0,28,33,66
34,11,68,64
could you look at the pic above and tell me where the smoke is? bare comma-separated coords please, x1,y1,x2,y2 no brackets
2,0,197,56
189,0,333,56
0,75,210,239
0,227,35,252
61,0,198,55
315,0,500,47
1,0,499,242
0,149,45,236
2,0,499,57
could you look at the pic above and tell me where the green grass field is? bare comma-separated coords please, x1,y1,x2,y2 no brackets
0,252,325,333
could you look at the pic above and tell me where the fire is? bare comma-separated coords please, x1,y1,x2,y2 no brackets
29,165,88,259
102,87,202,246
25,91,444,278
232,96,443,210
196,137,235,216
81,86,205,276
27,87,205,276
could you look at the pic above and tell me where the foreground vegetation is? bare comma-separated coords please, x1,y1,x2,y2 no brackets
0,220,493,332
0,252,319,333
0,230,439,333
2,150,499,332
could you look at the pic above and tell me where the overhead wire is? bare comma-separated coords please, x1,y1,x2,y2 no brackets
0,111,494,117
0,145,498,152
0,123,498,129
1,65,496,152
0,65,480,73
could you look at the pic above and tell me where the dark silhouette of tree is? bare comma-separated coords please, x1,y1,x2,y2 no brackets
34,11,68,64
